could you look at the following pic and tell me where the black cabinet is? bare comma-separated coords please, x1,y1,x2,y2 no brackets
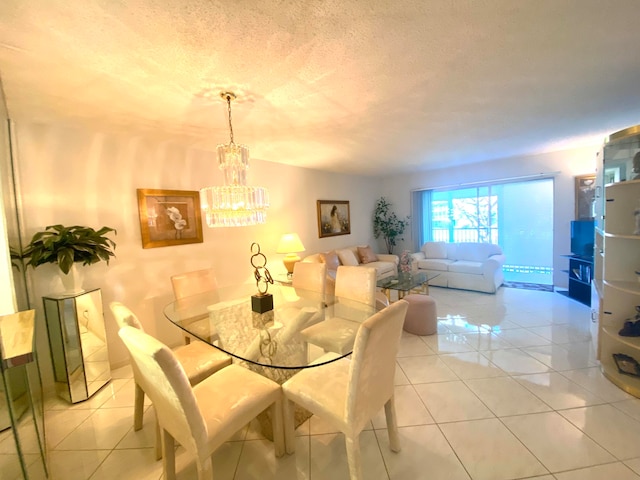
565,255,593,306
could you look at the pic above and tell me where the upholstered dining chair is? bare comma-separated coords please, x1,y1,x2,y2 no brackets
118,325,284,480
109,302,231,436
299,265,378,355
171,268,218,344
292,261,326,296
282,299,409,480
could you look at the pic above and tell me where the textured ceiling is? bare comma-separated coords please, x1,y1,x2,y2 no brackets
1,0,640,175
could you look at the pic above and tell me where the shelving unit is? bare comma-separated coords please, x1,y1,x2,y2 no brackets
592,124,640,397
565,255,593,306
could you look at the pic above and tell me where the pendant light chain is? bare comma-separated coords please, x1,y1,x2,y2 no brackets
226,94,235,146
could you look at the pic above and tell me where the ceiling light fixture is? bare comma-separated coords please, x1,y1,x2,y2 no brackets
200,92,269,227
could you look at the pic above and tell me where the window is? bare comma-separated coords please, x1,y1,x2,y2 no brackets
414,178,554,284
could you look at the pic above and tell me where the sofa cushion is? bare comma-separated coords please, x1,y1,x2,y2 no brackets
422,242,448,259
336,248,359,266
456,243,501,262
448,260,484,275
320,251,341,271
357,245,379,264
416,258,454,272
365,260,396,276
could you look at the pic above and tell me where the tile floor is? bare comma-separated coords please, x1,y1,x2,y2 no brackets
42,287,640,479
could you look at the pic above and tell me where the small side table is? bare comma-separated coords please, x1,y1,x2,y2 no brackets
43,288,111,403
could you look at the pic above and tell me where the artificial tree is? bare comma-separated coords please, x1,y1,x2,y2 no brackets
373,197,410,254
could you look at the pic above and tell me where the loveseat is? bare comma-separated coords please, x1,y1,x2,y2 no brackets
411,242,505,294
303,245,398,295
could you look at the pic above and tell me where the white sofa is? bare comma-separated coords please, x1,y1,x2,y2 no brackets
411,242,505,294
303,245,399,295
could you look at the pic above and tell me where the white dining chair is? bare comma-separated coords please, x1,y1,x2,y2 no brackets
299,265,378,355
282,299,409,480
109,302,231,438
292,261,326,296
118,325,284,480
171,268,219,344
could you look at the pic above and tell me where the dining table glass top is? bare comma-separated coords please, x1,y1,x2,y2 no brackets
163,283,377,370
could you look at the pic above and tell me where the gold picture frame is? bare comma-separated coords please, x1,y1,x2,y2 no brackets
317,200,351,238
137,189,204,249
575,174,596,220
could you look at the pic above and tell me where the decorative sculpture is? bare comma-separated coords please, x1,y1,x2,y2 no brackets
250,242,274,315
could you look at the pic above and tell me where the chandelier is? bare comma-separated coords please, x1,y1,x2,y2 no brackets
200,92,269,227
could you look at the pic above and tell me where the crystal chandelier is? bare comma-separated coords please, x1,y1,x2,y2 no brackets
200,92,269,227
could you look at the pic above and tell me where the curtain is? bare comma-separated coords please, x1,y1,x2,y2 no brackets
411,190,431,251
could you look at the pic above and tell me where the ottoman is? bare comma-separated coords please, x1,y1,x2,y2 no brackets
402,294,437,335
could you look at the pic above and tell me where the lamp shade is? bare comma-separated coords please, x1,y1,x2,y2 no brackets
276,233,306,254
276,233,306,276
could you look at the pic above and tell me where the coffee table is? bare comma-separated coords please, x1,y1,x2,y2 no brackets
377,272,440,301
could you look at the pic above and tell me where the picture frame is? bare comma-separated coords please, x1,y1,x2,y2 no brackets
137,189,204,249
575,174,596,220
317,200,351,238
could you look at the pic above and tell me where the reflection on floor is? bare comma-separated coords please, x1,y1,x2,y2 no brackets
41,287,640,479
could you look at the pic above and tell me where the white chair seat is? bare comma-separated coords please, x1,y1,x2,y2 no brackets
173,341,232,386
300,317,359,355
193,364,282,450
301,265,377,355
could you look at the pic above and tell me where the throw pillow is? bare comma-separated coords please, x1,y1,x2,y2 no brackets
357,245,379,264
336,248,359,266
423,242,448,259
320,250,341,271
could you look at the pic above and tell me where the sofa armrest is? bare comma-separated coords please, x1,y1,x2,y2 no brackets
377,253,399,265
488,254,506,266
410,252,425,262
482,256,505,277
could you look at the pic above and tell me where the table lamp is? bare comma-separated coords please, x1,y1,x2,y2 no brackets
276,233,306,277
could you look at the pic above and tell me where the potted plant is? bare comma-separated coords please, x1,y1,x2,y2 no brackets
373,197,410,254
22,224,116,294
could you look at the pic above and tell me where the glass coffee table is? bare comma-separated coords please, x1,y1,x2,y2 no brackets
377,272,440,301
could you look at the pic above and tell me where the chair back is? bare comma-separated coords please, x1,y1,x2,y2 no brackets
292,262,326,296
110,301,144,330
345,299,408,432
171,269,217,300
335,266,376,307
118,325,206,455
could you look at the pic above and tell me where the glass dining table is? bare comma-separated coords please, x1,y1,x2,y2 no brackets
163,282,377,438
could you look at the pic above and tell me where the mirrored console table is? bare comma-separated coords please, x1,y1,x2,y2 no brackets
43,288,111,403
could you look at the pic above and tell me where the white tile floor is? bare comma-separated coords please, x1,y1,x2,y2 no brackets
43,287,640,479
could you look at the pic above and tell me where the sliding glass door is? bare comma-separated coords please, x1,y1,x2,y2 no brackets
414,177,554,285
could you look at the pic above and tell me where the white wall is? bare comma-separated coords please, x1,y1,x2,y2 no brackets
13,121,382,388
379,146,600,287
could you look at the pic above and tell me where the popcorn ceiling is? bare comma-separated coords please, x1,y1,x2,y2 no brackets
0,0,638,175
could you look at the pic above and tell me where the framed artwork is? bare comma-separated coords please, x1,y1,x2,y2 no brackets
137,189,204,249
575,174,596,220
317,200,350,238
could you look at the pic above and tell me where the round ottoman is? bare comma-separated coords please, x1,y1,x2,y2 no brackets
402,294,437,335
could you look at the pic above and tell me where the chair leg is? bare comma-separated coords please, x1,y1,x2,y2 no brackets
162,429,176,480
197,457,214,480
384,396,401,453
271,398,285,458
283,398,296,455
345,434,363,480
134,383,144,431
154,412,162,460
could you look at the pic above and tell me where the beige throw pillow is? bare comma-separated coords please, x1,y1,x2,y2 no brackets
357,245,379,264
320,251,341,271
336,248,359,266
